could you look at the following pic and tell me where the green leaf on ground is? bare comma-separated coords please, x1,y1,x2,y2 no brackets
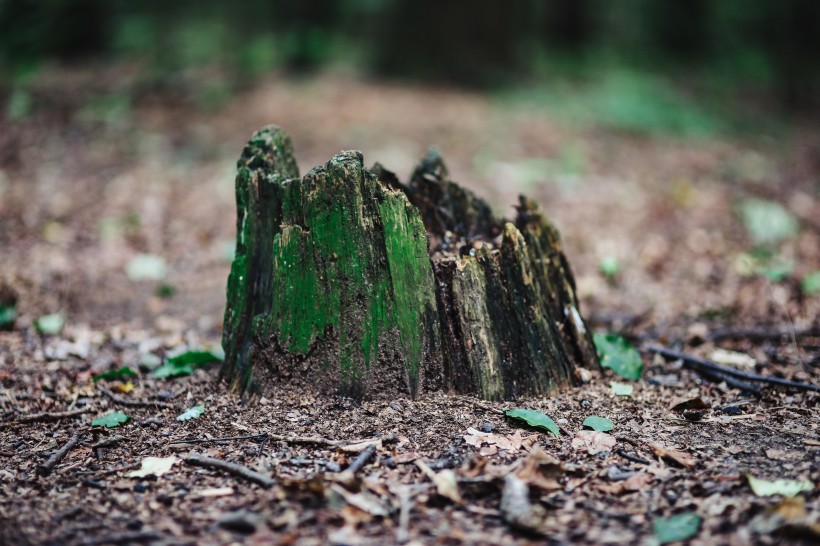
738,198,798,245
92,411,130,428
610,382,634,396
35,313,64,334
126,253,168,281
747,475,814,497
153,348,224,379
598,256,620,278
801,271,820,295
93,367,137,383
505,408,560,438
176,405,206,422
593,333,643,380
0,304,16,329
583,416,614,432
168,349,224,366
653,512,702,544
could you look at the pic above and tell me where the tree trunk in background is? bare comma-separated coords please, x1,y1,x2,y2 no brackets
221,126,599,400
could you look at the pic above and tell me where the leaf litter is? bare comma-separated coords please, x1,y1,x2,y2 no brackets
1,69,819,546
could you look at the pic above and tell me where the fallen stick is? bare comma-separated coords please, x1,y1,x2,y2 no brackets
266,433,344,447
692,366,761,393
650,346,820,393
38,432,85,476
706,325,819,342
184,453,275,488
615,449,651,466
169,433,268,446
17,408,89,424
345,443,377,474
98,386,173,409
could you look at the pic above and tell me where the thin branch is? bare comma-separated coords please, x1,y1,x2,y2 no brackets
38,432,85,476
168,433,268,446
615,449,651,466
706,325,820,342
266,433,344,447
98,386,173,409
650,346,820,393
184,453,275,488
345,443,377,474
17,408,89,424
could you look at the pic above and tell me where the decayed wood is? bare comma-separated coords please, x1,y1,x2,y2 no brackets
221,126,598,400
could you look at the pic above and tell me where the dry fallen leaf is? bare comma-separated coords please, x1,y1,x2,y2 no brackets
416,460,462,503
649,443,696,469
571,431,616,455
463,427,538,454
329,484,390,517
126,456,178,478
516,446,564,492
341,439,383,453
500,473,547,534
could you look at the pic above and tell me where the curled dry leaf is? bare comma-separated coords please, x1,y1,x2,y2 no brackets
516,446,564,492
329,484,390,517
571,430,616,455
340,439,382,453
649,443,696,469
500,473,547,534
463,428,538,454
415,460,462,503
126,456,178,478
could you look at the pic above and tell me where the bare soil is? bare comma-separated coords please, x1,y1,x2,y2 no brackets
1,68,818,545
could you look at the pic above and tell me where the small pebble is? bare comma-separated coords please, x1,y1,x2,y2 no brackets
480,422,493,433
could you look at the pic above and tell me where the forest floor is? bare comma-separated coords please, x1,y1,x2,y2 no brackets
1,67,819,545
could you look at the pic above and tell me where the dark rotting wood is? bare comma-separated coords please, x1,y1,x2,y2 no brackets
221,126,599,400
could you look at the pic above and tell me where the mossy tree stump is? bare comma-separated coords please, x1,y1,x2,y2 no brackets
221,126,598,400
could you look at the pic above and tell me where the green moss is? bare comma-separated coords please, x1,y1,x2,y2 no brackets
224,133,440,396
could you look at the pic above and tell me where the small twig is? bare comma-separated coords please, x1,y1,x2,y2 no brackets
266,432,344,447
17,408,89,424
76,462,140,476
692,367,762,393
463,399,505,416
650,346,820,393
184,453,275,488
707,325,820,343
79,530,161,545
168,433,268,446
615,449,651,466
286,458,342,472
98,386,173,409
91,435,125,449
345,443,377,474
38,432,85,476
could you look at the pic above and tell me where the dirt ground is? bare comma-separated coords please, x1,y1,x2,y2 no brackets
1,68,819,545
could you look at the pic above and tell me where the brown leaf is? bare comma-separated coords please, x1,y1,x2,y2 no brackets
516,446,564,492
463,427,537,454
648,443,696,468
669,396,709,412
571,431,616,455
415,460,462,503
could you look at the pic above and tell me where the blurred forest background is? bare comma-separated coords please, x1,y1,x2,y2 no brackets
1,0,818,330
2,0,820,126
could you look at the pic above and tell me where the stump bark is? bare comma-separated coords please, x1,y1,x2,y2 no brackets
221,126,598,400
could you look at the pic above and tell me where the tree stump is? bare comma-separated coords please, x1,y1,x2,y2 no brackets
221,126,598,400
